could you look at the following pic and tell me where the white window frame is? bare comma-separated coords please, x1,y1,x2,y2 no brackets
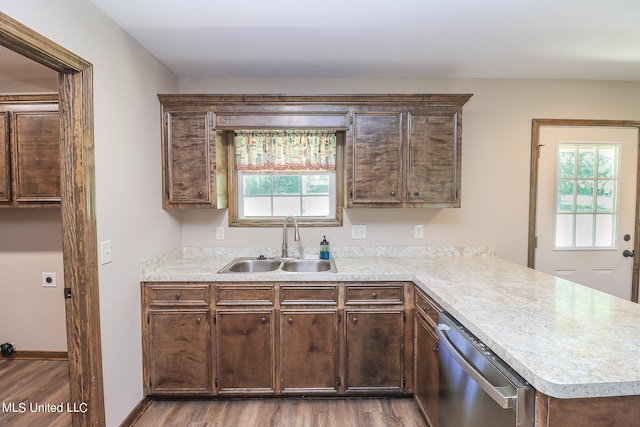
237,170,337,220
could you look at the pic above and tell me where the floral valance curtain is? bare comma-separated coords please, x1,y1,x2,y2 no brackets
234,130,336,172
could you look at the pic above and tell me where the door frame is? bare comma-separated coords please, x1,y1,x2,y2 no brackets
0,12,104,426
528,118,640,302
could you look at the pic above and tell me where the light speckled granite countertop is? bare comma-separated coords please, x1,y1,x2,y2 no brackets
141,246,640,400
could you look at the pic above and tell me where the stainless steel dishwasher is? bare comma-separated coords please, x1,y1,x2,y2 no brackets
436,313,534,427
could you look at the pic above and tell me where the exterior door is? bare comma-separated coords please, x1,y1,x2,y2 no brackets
534,124,639,300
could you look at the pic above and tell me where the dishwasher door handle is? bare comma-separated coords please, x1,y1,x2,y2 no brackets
436,324,517,409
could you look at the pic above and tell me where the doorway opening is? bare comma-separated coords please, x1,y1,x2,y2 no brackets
528,119,640,302
0,11,105,426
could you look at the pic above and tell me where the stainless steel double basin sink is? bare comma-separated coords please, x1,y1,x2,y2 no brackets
218,256,336,274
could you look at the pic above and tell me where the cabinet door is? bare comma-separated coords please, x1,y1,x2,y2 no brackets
164,111,212,206
147,310,212,394
0,112,9,202
281,310,339,393
12,110,61,202
415,313,439,427
345,310,404,391
407,111,459,206
350,112,402,205
216,310,275,393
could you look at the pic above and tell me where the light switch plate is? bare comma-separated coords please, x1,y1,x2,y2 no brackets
414,224,424,239
100,240,112,265
352,225,367,239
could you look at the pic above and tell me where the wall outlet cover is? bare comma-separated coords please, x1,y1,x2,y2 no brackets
42,272,56,287
352,224,367,239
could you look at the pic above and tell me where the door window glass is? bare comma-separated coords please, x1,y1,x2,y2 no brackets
554,143,620,249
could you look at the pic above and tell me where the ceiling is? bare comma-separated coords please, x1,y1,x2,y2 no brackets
87,0,640,81
1,1,639,84
0,45,57,92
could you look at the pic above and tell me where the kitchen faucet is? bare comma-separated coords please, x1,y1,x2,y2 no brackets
282,215,300,258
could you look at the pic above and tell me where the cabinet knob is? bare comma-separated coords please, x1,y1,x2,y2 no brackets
433,347,439,353
371,292,377,298
288,317,293,324
423,306,430,312
414,191,420,196
175,293,181,300
352,317,358,324
260,317,267,324
196,317,201,324
198,191,204,197
390,191,396,196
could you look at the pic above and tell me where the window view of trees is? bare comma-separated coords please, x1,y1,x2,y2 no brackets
555,144,619,248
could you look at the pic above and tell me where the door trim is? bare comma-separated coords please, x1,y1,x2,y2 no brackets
0,12,104,426
528,118,640,302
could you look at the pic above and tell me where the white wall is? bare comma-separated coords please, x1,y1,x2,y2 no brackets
0,209,66,350
0,1,181,425
178,78,640,265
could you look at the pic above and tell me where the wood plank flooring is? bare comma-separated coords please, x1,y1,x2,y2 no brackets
0,358,71,427
131,397,428,427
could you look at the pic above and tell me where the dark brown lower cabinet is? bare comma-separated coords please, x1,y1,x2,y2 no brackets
345,310,405,392
216,310,275,394
280,310,339,393
414,312,439,427
146,309,211,395
142,281,412,398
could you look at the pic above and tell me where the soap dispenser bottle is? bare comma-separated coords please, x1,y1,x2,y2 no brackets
319,235,330,259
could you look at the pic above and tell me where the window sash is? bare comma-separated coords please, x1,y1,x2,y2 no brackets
554,142,620,249
237,171,336,220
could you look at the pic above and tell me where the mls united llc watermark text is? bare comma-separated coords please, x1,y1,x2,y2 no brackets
2,401,88,414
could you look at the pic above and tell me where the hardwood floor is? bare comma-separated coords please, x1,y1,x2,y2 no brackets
0,358,71,427
131,397,428,427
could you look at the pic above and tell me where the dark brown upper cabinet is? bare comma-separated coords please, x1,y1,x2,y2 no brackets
0,94,61,207
158,94,471,210
347,97,471,209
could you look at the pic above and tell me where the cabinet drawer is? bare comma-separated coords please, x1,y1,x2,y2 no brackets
345,285,404,305
415,290,441,326
149,285,209,305
280,285,338,305
216,285,274,306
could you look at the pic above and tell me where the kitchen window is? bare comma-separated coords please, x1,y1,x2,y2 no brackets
554,143,620,248
229,129,343,226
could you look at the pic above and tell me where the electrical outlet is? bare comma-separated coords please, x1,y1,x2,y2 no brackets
100,240,112,265
42,272,56,287
216,227,224,240
352,224,367,239
414,224,424,239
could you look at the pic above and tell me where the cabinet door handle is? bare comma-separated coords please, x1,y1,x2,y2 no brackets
423,306,430,312
198,191,204,197
390,191,396,196
288,317,293,324
352,317,358,324
260,317,267,324
195,317,201,324
433,347,439,353
414,191,420,196
175,293,181,300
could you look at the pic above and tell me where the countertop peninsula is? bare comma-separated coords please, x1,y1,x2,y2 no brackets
141,246,640,400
